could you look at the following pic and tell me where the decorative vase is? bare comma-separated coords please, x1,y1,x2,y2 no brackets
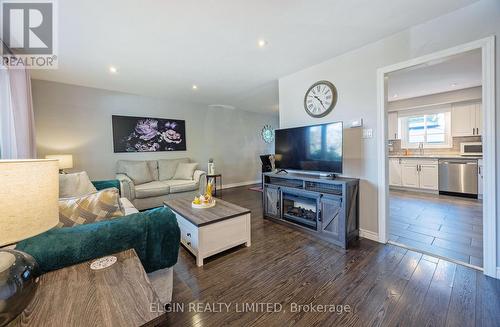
0,249,40,326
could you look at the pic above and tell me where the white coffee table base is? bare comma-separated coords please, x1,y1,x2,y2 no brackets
174,212,251,266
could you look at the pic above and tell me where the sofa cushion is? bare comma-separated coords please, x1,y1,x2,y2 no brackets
163,180,198,193
158,158,189,180
135,181,170,199
117,160,158,180
117,160,153,185
173,163,198,180
59,171,97,198
58,188,124,227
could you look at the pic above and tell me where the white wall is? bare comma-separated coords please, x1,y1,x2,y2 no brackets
279,0,500,260
32,80,278,186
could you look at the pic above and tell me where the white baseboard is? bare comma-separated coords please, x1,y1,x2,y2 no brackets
497,267,500,279
221,180,260,190
359,229,380,242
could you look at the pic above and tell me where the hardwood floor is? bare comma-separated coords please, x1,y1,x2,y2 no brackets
163,186,499,326
389,190,483,267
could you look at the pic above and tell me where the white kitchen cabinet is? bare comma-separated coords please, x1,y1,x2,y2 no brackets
478,159,483,199
387,112,399,140
389,158,402,186
419,163,439,190
401,160,419,188
452,102,482,136
391,158,439,191
475,103,482,136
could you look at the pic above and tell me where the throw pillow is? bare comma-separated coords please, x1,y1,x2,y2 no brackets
158,158,189,180
173,163,198,180
58,188,124,227
121,161,153,185
59,171,97,198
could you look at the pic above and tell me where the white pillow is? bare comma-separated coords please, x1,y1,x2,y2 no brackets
59,171,97,198
121,161,153,185
173,163,198,180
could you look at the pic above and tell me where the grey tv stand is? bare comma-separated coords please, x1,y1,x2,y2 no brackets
262,172,359,249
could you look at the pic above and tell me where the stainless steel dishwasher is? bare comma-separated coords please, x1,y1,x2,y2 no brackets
438,159,478,197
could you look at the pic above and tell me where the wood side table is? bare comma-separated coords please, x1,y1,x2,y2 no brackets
206,174,222,197
8,249,165,327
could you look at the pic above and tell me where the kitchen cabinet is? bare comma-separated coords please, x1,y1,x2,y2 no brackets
390,158,439,191
419,162,439,190
387,112,399,140
452,102,482,136
389,158,402,186
401,160,419,188
478,159,483,199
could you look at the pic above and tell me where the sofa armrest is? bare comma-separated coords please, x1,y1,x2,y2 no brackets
193,170,207,194
116,173,136,201
16,207,180,274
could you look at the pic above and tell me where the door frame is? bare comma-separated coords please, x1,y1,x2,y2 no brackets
376,36,497,278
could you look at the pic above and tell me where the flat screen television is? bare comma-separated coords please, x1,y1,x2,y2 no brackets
275,122,343,174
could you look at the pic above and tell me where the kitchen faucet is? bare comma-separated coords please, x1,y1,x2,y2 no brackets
419,142,424,155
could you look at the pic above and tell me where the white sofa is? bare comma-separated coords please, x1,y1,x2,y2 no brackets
116,158,207,210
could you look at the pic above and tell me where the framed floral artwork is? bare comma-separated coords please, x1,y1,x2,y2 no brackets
112,115,186,152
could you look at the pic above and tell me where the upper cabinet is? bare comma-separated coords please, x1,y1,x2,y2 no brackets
451,102,482,137
387,112,399,140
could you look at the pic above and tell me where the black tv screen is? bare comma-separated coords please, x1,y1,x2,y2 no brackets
275,122,343,174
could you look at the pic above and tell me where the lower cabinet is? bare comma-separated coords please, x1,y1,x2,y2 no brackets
319,196,345,246
263,185,280,218
478,159,483,199
419,163,439,190
390,158,438,191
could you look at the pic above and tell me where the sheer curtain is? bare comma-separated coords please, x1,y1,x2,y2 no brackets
0,65,37,159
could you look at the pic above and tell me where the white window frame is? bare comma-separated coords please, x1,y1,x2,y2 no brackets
399,106,452,149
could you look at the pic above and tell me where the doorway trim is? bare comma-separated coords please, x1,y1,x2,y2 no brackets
376,36,497,278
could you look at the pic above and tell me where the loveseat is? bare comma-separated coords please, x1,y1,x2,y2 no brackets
116,158,207,210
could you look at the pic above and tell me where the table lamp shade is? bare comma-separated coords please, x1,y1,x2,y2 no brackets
0,160,59,247
45,154,73,169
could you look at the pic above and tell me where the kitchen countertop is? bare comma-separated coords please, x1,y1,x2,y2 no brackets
388,155,482,160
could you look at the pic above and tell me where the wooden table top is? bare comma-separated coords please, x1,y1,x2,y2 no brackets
8,249,164,327
164,197,251,227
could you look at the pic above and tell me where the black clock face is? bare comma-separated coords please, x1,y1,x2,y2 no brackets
304,81,337,118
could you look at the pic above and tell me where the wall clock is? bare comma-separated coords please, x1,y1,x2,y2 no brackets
304,80,337,118
261,125,275,143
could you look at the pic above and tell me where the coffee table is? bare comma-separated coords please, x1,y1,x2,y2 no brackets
7,249,165,327
164,197,251,266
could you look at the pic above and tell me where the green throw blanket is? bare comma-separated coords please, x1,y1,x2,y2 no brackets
16,207,180,273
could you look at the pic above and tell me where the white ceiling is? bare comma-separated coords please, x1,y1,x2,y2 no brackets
31,0,478,113
387,49,482,101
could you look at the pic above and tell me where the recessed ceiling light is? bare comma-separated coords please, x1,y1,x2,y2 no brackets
257,39,268,48
192,85,198,90
392,94,399,98
451,83,458,87
109,66,118,74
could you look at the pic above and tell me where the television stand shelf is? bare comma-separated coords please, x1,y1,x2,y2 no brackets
262,172,359,249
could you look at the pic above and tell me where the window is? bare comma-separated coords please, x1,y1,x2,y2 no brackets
400,109,451,149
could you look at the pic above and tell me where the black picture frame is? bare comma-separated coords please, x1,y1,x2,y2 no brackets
112,115,187,153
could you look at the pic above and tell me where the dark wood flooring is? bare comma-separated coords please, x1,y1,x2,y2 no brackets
163,186,499,326
389,190,483,267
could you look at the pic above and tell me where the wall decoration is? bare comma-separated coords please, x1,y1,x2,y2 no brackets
261,125,275,143
304,80,338,118
112,115,186,152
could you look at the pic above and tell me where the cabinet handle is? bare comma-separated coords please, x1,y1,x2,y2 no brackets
318,209,322,222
